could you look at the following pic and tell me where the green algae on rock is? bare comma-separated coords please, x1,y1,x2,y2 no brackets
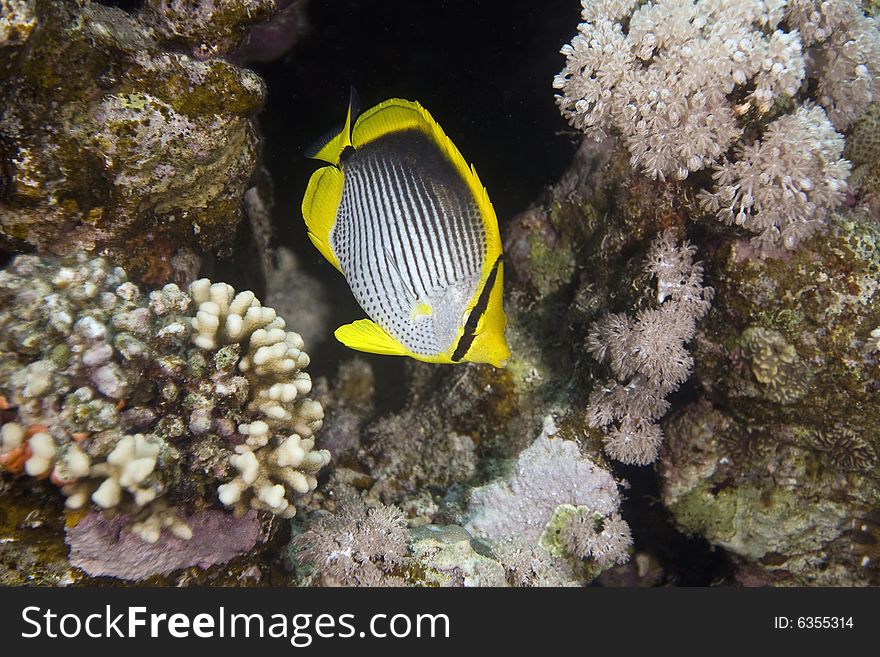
658,209,880,585
141,0,278,59
0,0,268,276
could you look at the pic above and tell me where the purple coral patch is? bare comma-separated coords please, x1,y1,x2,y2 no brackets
66,510,260,581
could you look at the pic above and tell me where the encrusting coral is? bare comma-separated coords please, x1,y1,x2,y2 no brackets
465,415,632,568
586,229,713,465
658,208,880,585
0,253,329,545
554,0,879,248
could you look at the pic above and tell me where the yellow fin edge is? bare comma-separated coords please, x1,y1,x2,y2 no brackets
308,96,354,164
301,165,343,272
463,261,509,367
351,98,502,275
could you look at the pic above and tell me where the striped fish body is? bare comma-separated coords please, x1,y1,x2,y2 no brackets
302,98,509,367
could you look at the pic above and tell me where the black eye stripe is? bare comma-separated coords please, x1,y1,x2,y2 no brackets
451,256,501,362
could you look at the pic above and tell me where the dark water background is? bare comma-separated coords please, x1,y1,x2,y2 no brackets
258,0,581,241
253,0,730,586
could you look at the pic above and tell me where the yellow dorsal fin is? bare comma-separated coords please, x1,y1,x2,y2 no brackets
301,165,343,271
307,94,354,165
335,319,408,356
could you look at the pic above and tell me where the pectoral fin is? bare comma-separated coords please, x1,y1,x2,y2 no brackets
334,319,408,356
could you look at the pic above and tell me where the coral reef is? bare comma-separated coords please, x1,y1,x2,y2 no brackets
465,415,623,547
698,104,850,248
846,103,880,203
787,0,880,130
140,0,277,59
292,494,583,587
293,493,409,586
0,253,328,573
558,506,632,567
554,0,879,247
0,0,269,275
658,209,880,585
4,0,878,591
586,229,713,464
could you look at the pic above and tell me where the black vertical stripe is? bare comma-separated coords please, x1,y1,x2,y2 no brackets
362,158,396,322
439,179,469,276
415,172,465,283
407,169,453,288
366,157,423,302
451,257,501,362
381,158,430,298
373,157,415,306
388,159,438,293
402,164,449,288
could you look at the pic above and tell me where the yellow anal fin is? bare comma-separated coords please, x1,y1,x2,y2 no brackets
301,165,343,272
335,319,408,356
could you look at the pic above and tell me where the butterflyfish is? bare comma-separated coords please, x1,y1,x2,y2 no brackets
301,97,509,367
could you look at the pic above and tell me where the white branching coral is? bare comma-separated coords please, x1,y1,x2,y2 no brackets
554,0,879,248
189,279,316,429
0,255,331,543
698,103,851,248
64,433,165,510
218,431,329,518
587,230,713,465
188,279,329,519
0,419,191,544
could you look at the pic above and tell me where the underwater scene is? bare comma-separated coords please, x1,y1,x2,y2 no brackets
0,0,879,588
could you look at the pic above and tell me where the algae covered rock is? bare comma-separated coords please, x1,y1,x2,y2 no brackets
658,209,880,585
141,0,277,58
0,0,268,277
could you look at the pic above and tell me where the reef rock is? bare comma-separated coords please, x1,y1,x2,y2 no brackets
658,210,880,585
66,509,262,581
0,0,269,278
